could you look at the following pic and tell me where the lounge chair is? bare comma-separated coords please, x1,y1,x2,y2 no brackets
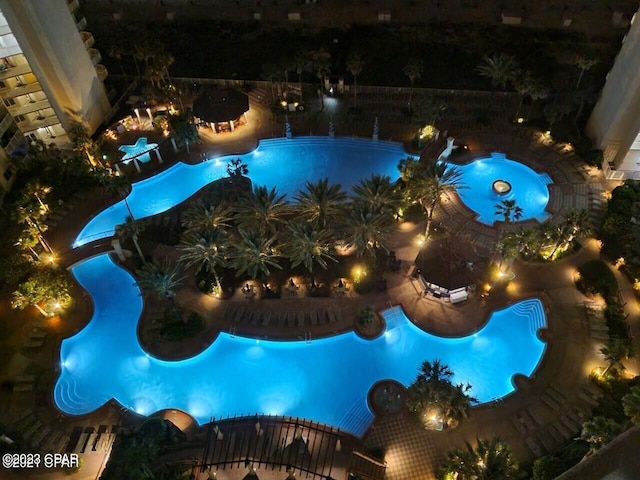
261,312,271,327
297,312,305,327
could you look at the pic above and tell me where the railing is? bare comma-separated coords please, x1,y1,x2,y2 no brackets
95,64,108,82
80,31,94,49
88,48,102,66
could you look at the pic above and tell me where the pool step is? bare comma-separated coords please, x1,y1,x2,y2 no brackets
539,173,553,184
510,299,546,335
490,152,506,161
337,399,375,438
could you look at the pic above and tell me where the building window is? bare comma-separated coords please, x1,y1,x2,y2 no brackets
5,98,15,107
14,114,25,122
0,81,5,89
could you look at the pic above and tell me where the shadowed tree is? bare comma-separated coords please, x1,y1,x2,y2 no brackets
294,178,348,230
342,202,395,258
310,49,331,110
116,215,146,264
548,209,591,259
235,185,289,237
571,52,599,89
403,58,423,110
182,201,232,237
228,229,282,280
476,53,519,90
178,229,228,295
580,416,621,455
439,437,523,480
402,158,465,240
136,258,185,311
346,53,365,109
352,174,402,217
282,219,337,286
293,53,310,102
513,72,549,121
406,359,477,429
600,337,636,376
622,385,640,424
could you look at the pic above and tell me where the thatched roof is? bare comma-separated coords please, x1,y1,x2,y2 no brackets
192,87,249,123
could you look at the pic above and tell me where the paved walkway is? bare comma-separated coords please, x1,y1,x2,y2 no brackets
2,89,634,480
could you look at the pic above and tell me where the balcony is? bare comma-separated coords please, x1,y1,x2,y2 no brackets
0,112,14,138
1,82,42,100
6,130,26,154
80,31,95,49
88,48,102,66
76,16,87,32
0,63,32,81
68,0,79,13
17,113,60,132
95,64,108,82
8,99,52,117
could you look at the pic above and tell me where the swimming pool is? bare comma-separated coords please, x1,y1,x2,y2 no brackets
75,138,553,246
455,153,552,225
74,137,412,246
54,254,547,437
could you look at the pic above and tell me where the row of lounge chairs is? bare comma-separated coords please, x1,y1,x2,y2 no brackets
512,383,604,457
14,409,67,454
584,302,609,342
22,328,46,350
223,304,343,329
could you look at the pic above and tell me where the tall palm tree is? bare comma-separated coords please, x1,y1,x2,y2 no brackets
346,53,365,108
282,220,337,286
116,215,146,264
495,199,523,224
548,209,591,260
513,72,548,121
12,198,52,254
182,201,232,237
571,52,599,89
235,185,289,237
136,258,185,310
475,53,519,90
227,229,282,280
600,337,636,375
439,437,522,480
352,174,402,217
403,58,423,110
310,49,331,110
178,229,228,293
342,202,395,258
294,178,348,230
405,159,465,239
580,416,620,454
293,53,310,102
25,180,52,214
622,385,640,424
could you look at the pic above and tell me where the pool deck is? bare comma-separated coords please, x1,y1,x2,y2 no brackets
2,92,638,480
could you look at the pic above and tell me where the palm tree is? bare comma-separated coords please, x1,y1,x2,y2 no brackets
580,416,620,454
571,52,599,89
495,199,523,224
282,220,337,286
136,258,185,310
169,113,199,154
513,72,548,121
342,202,395,258
310,49,331,110
294,178,348,229
548,209,591,260
476,53,519,90
600,337,636,375
293,53,310,102
346,53,365,108
182,201,232,237
24,180,52,214
622,385,640,424
178,229,228,294
261,62,280,103
439,437,522,480
406,359,476,429
12,198,52,254
227,229,282,280
403,58,423,110
352,174,402,217
405,159,465,240
116,215,146,264
235,185,289,237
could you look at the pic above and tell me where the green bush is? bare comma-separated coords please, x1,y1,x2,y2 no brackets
576,260,618,301
161,311,205,341
532,455,564,480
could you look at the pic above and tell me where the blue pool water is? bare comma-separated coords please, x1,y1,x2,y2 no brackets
74,137,412,246
75,138,552,246
55,254,547,437
455,153,552,225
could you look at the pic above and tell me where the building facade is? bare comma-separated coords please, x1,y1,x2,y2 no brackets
0,0,111,199
587,9,640,180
